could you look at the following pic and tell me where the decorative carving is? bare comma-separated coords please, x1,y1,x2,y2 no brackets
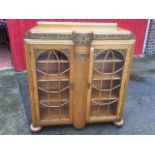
26,32,71,40
34,49,45,59
94,49,105,58
34,49,70,60
60,49,70,58
72,32,93,45
26,31,135,41
94,33,135,40
94,49,127,59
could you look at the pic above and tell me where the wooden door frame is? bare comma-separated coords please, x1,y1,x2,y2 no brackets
25,42,74,126
86,41,135,123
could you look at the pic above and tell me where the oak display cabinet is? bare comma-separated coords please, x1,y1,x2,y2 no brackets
25,22,135,132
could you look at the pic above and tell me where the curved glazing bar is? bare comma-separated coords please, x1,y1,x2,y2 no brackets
38,85,70,93
37,68,70,76
93,67,123,74
91,98,118,106
40,100,69,108
92,84,120,92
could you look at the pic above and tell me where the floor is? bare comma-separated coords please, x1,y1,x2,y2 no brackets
0,56,155,135
0,46,12,70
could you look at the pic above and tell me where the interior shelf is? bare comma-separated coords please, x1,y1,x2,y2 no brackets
37,74,69,81
91,89,119,99
38,90,69,101
40,100,69,108
37,60,69,63
93,73,121,80
94,59,123,63
38,81,70,91
91,98,118,106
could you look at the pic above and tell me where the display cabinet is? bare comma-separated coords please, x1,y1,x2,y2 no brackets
25,22,135,132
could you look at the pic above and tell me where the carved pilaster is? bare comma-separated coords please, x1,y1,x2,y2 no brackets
72,32,93,45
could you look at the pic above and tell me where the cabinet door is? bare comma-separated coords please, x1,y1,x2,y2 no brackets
29,44,74,126
87,46,132,123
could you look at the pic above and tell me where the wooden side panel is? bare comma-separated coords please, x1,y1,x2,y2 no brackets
29,45,41,125
24,44,39,126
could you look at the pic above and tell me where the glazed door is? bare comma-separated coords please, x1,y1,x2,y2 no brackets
29,45,74,126
87,46,131,122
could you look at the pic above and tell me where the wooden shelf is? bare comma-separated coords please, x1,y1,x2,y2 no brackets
93,73,121,80
91,96,118,100
39,91,69,101
39,100,69,108
39,97,69,102
40,99,69,103
91,90,118,100
94,59,123,63
37,60,69,63
38,74,69,81
38,81,69,90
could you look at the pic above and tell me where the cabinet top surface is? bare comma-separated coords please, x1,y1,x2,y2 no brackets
30,22,130,33
25,22,135,42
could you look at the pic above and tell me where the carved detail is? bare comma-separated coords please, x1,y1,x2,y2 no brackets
94,49,105,58
94,33,135,40
94,49,127,59
72,32,93,45
61,49,70,58
26,32,71,40
26,31,135,40
34,49,70,59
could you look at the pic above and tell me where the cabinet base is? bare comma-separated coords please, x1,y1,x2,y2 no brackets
113,119,124,127
30,124,42,132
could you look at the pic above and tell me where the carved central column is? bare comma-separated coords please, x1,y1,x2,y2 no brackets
72,32,93,129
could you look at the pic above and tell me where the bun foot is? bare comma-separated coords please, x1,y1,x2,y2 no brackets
113,119,124,127
30,124,42,132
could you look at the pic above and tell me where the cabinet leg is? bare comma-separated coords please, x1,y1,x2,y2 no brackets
113,119,124,127
30,124,42,132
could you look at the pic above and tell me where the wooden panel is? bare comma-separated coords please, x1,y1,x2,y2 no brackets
73,45,90,129
24,43,38,126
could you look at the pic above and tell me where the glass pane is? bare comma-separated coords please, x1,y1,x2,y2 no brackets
36,49,70,120
90,50,125,117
